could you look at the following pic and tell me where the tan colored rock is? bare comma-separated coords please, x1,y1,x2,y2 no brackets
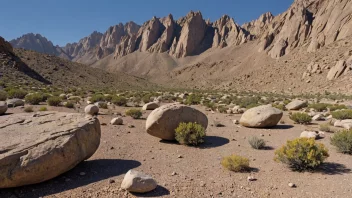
240,105,283,128
285,100,307,110
146,103,208,140
300,131,319,139
0,101,7,115
327,60,347,80
85,104,99,116
0,112,101,188
138,17,164,52
149,14,176,53
121,170,157,193
111,117,123,125
142,102,159,111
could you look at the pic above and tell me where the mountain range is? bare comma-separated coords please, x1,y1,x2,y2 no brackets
6,0,352,93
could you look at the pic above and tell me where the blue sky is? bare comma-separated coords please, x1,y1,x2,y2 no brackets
0,0,293,46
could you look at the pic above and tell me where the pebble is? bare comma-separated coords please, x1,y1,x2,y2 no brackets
177,155,183,158
109,179,115,184
288,183,296,188
79,172,86,176
171,172,177,176
260,134,264,137
247,176,256,181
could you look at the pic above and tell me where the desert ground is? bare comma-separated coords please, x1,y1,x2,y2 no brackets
1,102,351,198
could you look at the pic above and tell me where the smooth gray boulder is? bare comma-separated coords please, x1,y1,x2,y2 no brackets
0,101,7,115
6,99,24,107
285,100,307,110
142,102,159,111
240,105,283,128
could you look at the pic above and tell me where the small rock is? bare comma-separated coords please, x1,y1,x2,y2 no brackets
109,179,115,184
247,176,256,181
177,155,183,158
128,124,135,128
79,172,86,176
288,183,296,188
171,172,177,176
121,170,157,193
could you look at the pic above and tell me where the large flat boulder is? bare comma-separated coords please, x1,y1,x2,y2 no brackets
146,103,208,140
0,111,101,188
240,105,283,128
285,100,307,110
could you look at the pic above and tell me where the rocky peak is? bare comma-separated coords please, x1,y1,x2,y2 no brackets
137,16,165,52
242,12,274,36
0,36,13,53
10,33,58,55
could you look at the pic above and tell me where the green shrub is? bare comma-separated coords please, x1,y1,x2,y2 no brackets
272,103,286,111
112,96,127,106
65,102,75,109
25,93,44,105
331,110,352,120
8,89,28,99
275,138,329,171
24,106,34,113
331,129,352,154
308,103,329,112
221,155,250,172
47,96,62,106
90,94,105,103
289,112,312,124
142,95,152,103
175,122,206,146
319,123,334,133
39,107,48,111
185,94,202,105
328,104,347,111
125,108,142,119
217,106,227,113
248,136,266,149
104,95,113,102
204,101,216,110
0,90,8,101
98,102,108,109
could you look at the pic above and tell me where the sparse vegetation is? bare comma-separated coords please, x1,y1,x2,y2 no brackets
175,122,206,146
328,104,347,111
248,136,266,149
0,90,8,101
64,102,75,109
39,107,48,111
24,106,34,113
112,96,127,106
331,129,352,154
275,138,329,171
90,94,105,103
319,123,334,133
221,155,250,172
125,108,142,119
331,110,352,120
25,93,44,105
8,89,28,99
185,94,202,105
289,112,312,124
308,103,329,112
272,103,286,111
47,96,62,106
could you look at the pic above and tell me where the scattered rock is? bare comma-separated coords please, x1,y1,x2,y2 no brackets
121,170,157,193
240,105,283,128
247,176,256,181
85,104,99,116
0,101,7,115
110,117,123,125
300,131,324,139
6,99,24,107
142,102,159,110
146,103,208,140
288,183,296,188
327,60,347,80
285,100,307,110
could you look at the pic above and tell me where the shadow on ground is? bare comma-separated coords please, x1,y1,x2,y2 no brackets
200,136,229,149
271,125,294,130
1,159,141,198
317,162,352,175
132,185,170,197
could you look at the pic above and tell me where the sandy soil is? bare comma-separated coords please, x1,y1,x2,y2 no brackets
1,104,352,198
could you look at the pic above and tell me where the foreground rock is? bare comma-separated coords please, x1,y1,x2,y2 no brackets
111,117,123,125
240,105,283,128
0,112,101,188
334,119,352,129
0,102,7,115
285,100,307,110
142,102,159,110
146,103,208,140
300,131,325,139
121,170,157,193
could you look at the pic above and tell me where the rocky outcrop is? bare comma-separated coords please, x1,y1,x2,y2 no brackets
148,14,176,53
0,112,101,188
0,37,13,53
327,60,347,80
242,12,274,36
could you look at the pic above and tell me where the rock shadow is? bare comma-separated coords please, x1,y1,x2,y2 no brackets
2,159,141,198
200,136,230,149
317,162,351,175
131,185,170,197
271,125,294,130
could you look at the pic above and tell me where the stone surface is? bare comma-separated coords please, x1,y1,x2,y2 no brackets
300,131,319,139
327,60,347,80
6,99,25,107
111,117,123,125
142,102,159,111
240,105,283,128
285,100,307,110
85,105,99,116
0,101,7,115
0,111,101,188
146,103,208,140
121,170,157,193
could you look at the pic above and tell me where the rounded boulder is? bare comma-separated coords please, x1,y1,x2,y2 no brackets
146,103,208,140
240,105,283,128
0,101,7,115
142,102,159,110
85,104,99,116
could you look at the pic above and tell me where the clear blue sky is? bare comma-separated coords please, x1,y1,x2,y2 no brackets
0,0,293,46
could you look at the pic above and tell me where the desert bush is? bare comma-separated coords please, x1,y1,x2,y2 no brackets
331,129,352,154
275,138,329,171
142,94,152,103
8,89,28,99
0,90,7,101
217,106,227,113
328,104,347,111
308,103,329,112
185,94,202,105
112,96,127,106
289,112,312,124
25,93,44,105
203,101,216,110
221,155,250,172
272,103,286,111
331,110,352,120
39,107,48,111
248,136,266,149
64,102,75,109
104,95,113,102
175,122,206,146
47,96,62,106
98,102,108,109
90,94,105,103
125,108,142,119
319,123,334,133
24,106,34,113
